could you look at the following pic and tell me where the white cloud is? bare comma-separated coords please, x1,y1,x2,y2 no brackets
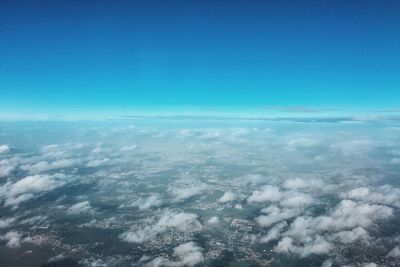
387,246,400,258
0,158,18,178
120,145,137,151
274,235,332,257
344,185,400,207
297,236,332,257
0,144,10,154
207,216,220,225
259,222,287,243
280,192,313,208
330,139,373,156
120,210,201,243
272,199,393,258
256,206,301,228
332,227,369,243
173,242,204,266
170,183,208,202
390,158,400,164
364,263,378,267
1,231,22,248
21,159,77,173
274,237,294,253
285,200,393,242
321,259,333,267
0,174,65,208
147,242,204,267
132,195,162,210
287,138,318,149
218,192,236,203
234,174,265,187
247,185,283,203
283,178,307,190
248,185,313,208
67,201,93,215
0,217,17,229
316,200,393,231
86,158,110,168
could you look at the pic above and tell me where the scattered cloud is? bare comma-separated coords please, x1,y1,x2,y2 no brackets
1,231,22,248
207,216,219,225
170,183,208,202
147,242,204,267
247,185,313,208
256,206,301,228
86,158,110,168
132,195,162,210
0,174,66,208
0,217,17,229
343,185,400,207
21,159,77,173
287,137,318,149
387,246,400,258
218,192,236,203
120,209,201,243
0,144,10,154
67,201,93,215
0,157,18,178
259,222,287,243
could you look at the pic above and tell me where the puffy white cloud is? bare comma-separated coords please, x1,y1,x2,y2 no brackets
0,174,65,208
247,185,283,203
332,227,369,243
120,210,200,243
283,178,307,190
387,246,400,258
234,174,265,187
274,237,294,253
330,139,373,156
0,217,17,229
207,216,220,225
48,254,67,263
363,263,378,267
285,200,393,242
315,200,393,231
274,235,332,257
0,158,18,178
248,185,313,208
344,185,400,207
321,259,333,267
21,159,77,173
256,206,301,228
173,242,204,266
272,199,393,258
390,158,400,164
0,144,10,154
120,145,137,151
67,201,93,215
218,192,236,203
280,192,313,208
132,195,162,210
287,138,318,149
1,231,22,248
170,183,207,202
86,158,110,168
297,236,332,257
259,222,287,243
147,242,204,267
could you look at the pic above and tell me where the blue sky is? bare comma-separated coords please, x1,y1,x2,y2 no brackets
1,0,399,115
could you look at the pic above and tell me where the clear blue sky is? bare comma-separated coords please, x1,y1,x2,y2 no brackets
1,0,399,113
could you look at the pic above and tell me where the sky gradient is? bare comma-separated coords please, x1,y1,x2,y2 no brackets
1,0,400,115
